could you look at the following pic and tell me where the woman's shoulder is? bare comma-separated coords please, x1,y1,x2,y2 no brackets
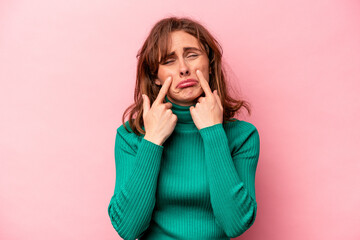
224,118,260,150
116,120,144,143
224,117,258,134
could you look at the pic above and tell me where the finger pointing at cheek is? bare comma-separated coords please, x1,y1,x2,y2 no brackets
196,69,213,98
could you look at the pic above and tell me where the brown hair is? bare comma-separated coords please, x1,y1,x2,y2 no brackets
122,16,251,135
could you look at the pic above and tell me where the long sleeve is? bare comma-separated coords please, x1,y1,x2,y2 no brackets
199,122,260,238
107,125,164,240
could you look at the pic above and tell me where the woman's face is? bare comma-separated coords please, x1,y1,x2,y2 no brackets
155,30,210,106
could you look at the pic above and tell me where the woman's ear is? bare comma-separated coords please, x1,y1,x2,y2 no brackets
155,78,161,86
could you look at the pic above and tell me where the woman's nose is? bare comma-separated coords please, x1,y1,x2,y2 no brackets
180,69,189,76
179,60,190,77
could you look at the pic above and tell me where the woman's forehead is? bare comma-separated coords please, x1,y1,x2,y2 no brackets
167,31,202,52
158,32,205,60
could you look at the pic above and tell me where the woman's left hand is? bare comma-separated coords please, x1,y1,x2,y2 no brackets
190,69,223,130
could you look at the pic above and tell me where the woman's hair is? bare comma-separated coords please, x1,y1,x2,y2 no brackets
122,16,251,135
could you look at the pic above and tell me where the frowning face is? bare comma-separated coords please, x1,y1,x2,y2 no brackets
155,30,210,106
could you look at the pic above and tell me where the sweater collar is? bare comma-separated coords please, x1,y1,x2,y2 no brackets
165,95,198,132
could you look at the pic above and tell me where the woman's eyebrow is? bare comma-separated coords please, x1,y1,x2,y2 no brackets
165,47,202,58
183,47,201,52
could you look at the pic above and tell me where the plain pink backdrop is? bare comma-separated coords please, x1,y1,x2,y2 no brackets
1,0,359,239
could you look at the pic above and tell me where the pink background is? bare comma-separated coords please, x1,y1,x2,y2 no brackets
1,0,359,239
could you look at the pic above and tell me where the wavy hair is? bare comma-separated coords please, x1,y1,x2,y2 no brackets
122,16,251,135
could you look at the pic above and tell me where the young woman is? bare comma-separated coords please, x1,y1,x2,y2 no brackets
107,16,260,240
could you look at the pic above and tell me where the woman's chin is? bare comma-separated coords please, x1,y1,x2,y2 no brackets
169,91,203,106
180,87,202,97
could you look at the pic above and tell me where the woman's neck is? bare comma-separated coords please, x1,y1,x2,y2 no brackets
164,95,198,132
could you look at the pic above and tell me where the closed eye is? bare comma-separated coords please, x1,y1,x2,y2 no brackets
162,54,199,65
163,59,174,65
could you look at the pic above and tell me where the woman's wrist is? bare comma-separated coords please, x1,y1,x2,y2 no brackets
144,134,163,146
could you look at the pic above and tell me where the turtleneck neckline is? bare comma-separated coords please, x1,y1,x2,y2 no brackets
165,95,198,132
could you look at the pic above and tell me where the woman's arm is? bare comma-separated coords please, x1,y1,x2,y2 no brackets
107,124,164,240
199,121,260,238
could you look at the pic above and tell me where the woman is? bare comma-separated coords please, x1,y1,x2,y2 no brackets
107,16,260,240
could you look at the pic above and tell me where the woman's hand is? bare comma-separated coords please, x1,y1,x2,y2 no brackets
190,70,223,130
142,76,177,145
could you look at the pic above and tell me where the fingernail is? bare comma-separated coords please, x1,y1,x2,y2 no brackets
196,70,200,74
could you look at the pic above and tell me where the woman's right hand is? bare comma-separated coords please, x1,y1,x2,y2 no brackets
142,76,177,146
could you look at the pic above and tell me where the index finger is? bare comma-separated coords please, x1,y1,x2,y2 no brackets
196,70,213,97
154,76,172,105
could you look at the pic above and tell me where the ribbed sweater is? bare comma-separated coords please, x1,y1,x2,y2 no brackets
108,95,260,240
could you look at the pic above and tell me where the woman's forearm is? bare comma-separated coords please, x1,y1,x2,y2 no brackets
108,135,164,240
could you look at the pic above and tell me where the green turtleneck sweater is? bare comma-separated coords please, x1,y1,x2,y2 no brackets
108,95,260,240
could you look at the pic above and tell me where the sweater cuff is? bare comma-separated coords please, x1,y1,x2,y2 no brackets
199,123,227,143
138,138,164,163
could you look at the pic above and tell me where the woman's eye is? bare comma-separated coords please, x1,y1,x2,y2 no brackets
188,54,198,58
164,59,174,64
